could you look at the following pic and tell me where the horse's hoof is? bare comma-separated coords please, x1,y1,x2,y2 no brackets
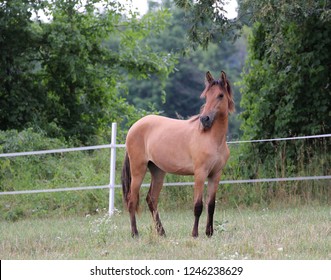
206,227,213,237
131,232,139,238
206,231,213,238
158,230,166,237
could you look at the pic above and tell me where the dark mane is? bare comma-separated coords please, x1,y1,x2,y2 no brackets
210,79,226,88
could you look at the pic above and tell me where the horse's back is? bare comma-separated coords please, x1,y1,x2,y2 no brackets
127,115,190,141
127,115,171,141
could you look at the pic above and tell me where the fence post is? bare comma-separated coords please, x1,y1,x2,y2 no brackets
109,122,117,215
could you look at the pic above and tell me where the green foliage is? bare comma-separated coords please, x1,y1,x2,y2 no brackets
222,138,331,206
0,0,175,143
236,0,331,170
0,129,66,153
126,1,246,138
173,0,241,48
240,0,331,141
0,128,110,219
0,0,45,131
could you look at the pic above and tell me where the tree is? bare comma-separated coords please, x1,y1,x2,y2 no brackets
239,0,331,140
174,0,242,48
0,0,175,142
126,0,246,138
0,0,46,131
126,1,204,118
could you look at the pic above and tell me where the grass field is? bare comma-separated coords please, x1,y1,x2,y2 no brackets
1,205,330,260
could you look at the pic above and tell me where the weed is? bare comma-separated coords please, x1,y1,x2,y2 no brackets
214,220,229,233
4,207,25,222
88,209,120,245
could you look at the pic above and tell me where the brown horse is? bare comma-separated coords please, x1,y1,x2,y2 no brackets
122,71,235,238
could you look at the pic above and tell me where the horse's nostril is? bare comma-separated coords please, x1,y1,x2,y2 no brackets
200,116,212,129
200,116,209,123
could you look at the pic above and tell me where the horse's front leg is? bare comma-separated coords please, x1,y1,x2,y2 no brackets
205,173,221,237
192,172,207,238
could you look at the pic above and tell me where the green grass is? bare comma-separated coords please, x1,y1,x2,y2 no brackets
1,205,330,260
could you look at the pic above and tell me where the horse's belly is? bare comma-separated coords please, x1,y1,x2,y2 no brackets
155,160,194,175
148,145,194,175
163,161,194,175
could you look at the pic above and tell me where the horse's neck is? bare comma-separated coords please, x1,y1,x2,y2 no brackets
211,116,228,145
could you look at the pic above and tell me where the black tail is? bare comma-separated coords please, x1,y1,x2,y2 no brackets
121,152,131,209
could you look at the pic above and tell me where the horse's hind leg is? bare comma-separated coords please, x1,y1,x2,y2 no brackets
146,162,166,236
128,162,147,238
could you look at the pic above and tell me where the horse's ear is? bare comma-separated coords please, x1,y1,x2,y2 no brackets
221,71,235,113
201,71,214,98
205,71,214,85
220,71,227,86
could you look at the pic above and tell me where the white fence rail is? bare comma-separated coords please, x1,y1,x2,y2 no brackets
0,123,330,215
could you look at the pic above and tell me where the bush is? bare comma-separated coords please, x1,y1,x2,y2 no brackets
0,129,110,220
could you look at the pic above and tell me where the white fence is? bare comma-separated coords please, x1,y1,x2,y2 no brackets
0,123,330,215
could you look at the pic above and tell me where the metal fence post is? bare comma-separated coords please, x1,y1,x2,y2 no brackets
109,122,117,215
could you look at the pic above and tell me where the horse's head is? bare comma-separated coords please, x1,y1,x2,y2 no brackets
199,71,235,130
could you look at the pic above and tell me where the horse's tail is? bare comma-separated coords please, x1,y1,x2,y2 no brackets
121,152,133,210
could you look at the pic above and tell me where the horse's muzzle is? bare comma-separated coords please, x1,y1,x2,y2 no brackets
200,115,213,129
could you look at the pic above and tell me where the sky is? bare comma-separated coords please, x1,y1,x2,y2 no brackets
33,1,238,23
130,0,238,19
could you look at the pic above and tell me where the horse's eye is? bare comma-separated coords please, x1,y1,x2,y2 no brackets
218,93,224,99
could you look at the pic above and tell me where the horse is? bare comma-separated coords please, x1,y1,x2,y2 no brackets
121,71,235,238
